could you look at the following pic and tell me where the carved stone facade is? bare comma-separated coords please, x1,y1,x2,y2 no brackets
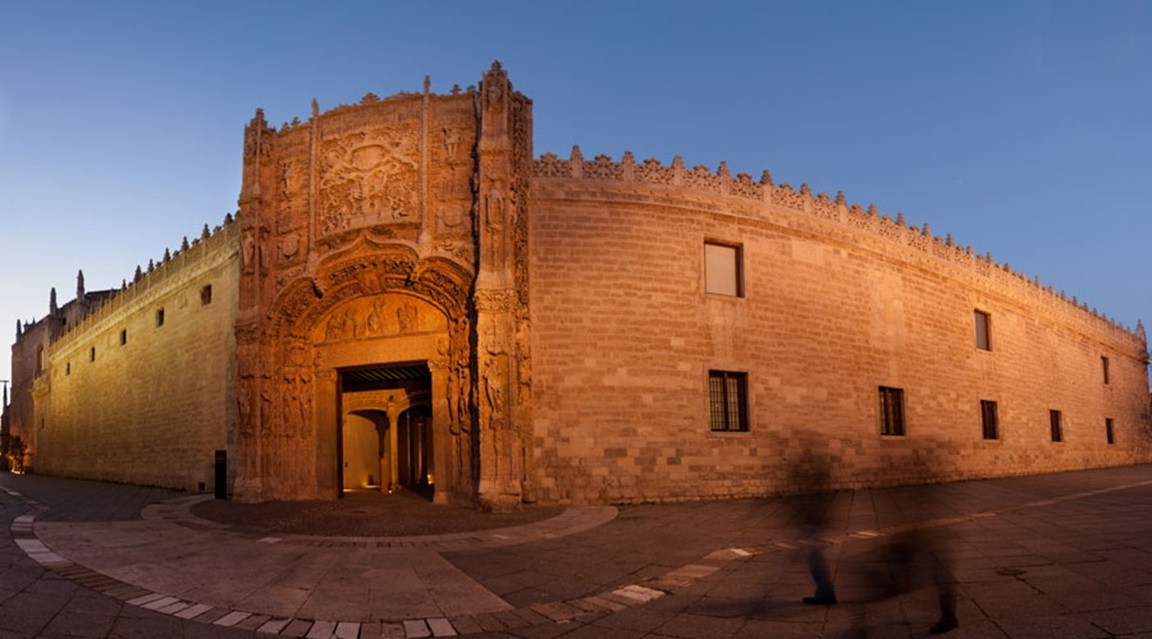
228,63,533,508
7,63,1150,508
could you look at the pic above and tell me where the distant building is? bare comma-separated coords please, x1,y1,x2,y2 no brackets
8,64,1151,507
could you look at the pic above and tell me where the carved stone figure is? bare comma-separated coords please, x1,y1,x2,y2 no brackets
397,302,417,333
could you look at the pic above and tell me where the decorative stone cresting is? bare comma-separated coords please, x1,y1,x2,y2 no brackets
533,148,1144,346
44,214,240,355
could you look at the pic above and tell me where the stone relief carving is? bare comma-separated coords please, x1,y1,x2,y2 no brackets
321,297,437,342
237,377,255,438
279,234,301,262
318,126,419,235
396,302,418,333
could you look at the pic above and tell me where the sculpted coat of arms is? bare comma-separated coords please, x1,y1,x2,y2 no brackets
318,126,419,235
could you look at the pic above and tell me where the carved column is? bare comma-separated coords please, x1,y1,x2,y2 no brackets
473,63,533,510
234,109,276,502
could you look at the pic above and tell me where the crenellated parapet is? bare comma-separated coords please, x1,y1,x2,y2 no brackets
46,213,240,355
533,147,1144,351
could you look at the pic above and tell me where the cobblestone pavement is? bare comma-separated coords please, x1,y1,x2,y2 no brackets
4,466,1152,638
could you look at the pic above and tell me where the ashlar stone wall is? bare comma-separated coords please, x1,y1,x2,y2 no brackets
31,222,240,492
528,150,1151,504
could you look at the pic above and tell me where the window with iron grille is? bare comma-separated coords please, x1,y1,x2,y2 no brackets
980,400,999,440
1050,409,1063,443
709,370,748,432
879,386,906,436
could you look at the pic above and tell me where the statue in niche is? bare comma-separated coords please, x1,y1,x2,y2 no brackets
397,302,417,333
443,127,461,168
486,183,507,267
279,161,300,199
281,371,311,439
242,230,257,270
237,379,255,438
485,76,506,140
282,379,298,439
483,357,507,431
260,385,275,435
482,316,511,432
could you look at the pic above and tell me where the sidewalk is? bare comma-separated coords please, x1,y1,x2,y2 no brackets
3,465,1152,638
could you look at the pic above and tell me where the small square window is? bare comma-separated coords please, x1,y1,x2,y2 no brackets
980,400,999,440
974,310,992,351
156,308,165,327
1050,410,1063,443
879,386,906,436
1106,418,1115,445
201,284,213,306
705,241,744,297
1102,356,1110,385
709,370,749,432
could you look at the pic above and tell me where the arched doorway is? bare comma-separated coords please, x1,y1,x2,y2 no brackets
339,363,434,498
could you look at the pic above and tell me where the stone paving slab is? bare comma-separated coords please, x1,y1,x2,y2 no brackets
5,466,1152,637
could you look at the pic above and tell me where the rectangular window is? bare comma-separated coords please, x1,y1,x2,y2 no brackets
201,284,213,306
708,370,749,432
879,386,906,436
89,346,96,362
65,362,71,376
1106,418,1115,445
156,308,165,327
980,400,999,440
1050,410,1063,442
1102,356,1110,385
974,309,992,351
120,329,127,346
705,241,744,297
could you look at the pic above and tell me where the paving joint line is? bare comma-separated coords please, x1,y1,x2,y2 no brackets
11,476,1149,637
3,486,754,637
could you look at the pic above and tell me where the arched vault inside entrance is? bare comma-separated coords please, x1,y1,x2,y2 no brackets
340,363,434,498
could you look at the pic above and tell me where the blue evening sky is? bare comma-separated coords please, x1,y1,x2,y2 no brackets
1,1,1150,383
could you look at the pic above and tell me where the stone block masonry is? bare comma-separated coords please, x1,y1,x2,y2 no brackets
527,152,1150,504
6,65,1148,506
27,221,240,493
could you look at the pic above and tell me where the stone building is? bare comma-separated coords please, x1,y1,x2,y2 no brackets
7,63,1151,507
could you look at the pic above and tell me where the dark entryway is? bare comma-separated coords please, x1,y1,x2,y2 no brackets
338,362,433,498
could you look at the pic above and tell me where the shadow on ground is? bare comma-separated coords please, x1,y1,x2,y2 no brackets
189,487,565,537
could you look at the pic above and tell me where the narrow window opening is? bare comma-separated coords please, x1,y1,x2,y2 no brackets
974,309,992,351
1106,418,1115,445
980,400,999,440
708,370,749,432
156,308,165,327
89,347,96,362
201,284,213,306
879,386,906,436
1050,409,1063,443
120,329,127,346
705,241,744,297
1102,356,1110,385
